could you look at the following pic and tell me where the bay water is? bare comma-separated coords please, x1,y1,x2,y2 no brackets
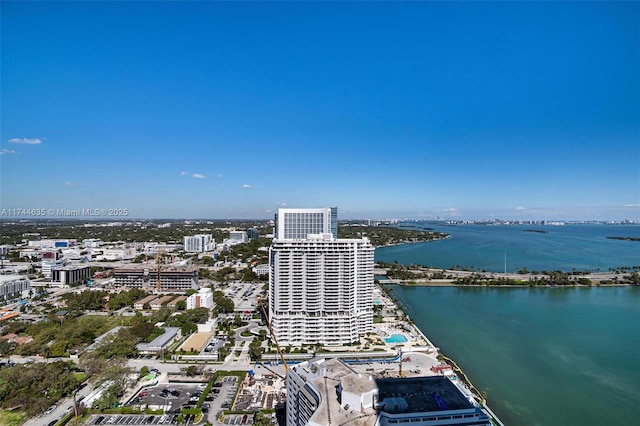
376,224,639,273
375,224,640,425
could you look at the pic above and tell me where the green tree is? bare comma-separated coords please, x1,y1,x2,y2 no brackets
139,366,149,378
249,338,264,362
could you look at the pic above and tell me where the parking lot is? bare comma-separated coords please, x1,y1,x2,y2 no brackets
129,383,207,414
88,413,184,425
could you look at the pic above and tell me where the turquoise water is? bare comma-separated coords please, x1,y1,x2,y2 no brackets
385,334,408,343
376,224,640,273
375,225,640,425
388,283,640,426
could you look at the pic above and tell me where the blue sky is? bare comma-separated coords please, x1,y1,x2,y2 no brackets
1,1,638,220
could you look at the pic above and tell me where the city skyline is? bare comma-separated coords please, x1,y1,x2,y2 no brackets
1,1,638,221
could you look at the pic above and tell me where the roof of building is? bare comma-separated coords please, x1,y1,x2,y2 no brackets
376,376,473,414
341,372,378,395
0,312,19,321
166,295,186,305
134,295,157,305
137,327,180,351
296,358,378,426
151,295,174,305
86,326,124,351
114,266,197,274
0,275,29,283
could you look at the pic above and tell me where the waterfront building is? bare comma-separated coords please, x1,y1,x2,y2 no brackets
286,358,492,426
186,287,214,309
51,265,91,286
0,275,30,302
269,207,373,346
114,266,198,291
184,234,215,253
375,377,491,426
274,207,338,240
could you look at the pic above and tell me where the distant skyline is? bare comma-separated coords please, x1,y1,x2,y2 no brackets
1,1,638,221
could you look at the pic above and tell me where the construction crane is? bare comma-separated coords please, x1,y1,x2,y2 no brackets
155,249,166,292
259,299,288,372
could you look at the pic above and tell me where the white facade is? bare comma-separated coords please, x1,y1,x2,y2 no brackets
0,275,31,301
275,207,338,240
51,265,91,285
186,287,214,309
184,234,215,253
269,233,374,346
41,259,65,278
82,239,103,248
286,358,492,426
95,247,136,261
228,230,248,243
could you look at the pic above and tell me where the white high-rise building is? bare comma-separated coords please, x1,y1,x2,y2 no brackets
274,207,338,240
269,207,374,346
184,234,215,253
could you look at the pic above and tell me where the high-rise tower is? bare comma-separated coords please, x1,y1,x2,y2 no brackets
269,207,373,346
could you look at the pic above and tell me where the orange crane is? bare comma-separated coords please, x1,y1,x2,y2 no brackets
259,300,288,372
155,249,166,292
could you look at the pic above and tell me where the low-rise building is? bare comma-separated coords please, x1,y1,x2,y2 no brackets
51,265,91,285
85,326,125,351
150,295,174,310
186,287,213,309
252,264,269,276
166,295,186,309
134,295,157,310
114,266,198,291
136,327,181,356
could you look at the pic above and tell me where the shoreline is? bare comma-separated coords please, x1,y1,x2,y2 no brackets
375,283,505,425
381,280,636,288
377,234,451,248
375,264,638,286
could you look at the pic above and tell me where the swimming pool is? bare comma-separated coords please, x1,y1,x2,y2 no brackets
385,334,408,343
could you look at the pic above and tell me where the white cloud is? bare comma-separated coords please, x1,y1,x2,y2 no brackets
9,137,42,145
623,204,640,207
277,202,287,206
442,208,458,213
242,184,253,188
192,173,205,179
0,149,16,155
64,181,75,187
216,174,223,178
515,206,527,211
265,209,273,213
180,171,188,176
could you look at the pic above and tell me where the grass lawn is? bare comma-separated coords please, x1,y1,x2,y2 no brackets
73,372,87,382
0,410,26,426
